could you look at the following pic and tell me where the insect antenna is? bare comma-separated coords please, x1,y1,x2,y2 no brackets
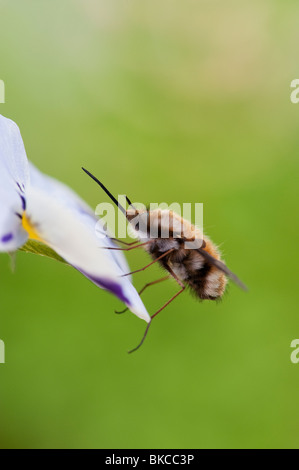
82,167,127,216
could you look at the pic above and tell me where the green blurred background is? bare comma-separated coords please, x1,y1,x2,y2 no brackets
0,0,298,449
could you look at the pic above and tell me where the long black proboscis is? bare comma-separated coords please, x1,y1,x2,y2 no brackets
82,167,127,216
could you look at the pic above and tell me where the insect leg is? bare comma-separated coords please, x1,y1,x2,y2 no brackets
151,286,185,320
163,265,185,289
121,248,175,277
128,321,152,354
128,268,185,353
102,241,151,251
115,276,170,314
109,238,139,246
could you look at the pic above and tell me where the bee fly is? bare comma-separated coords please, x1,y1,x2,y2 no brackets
82,168,247,353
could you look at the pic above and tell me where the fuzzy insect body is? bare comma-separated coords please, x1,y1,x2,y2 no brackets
126,208,227,300
82,168,246,352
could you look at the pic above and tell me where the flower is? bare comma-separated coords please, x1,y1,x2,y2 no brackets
0,114,150,323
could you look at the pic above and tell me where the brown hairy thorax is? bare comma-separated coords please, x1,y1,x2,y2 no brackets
82,168,246,353
126,208,227,300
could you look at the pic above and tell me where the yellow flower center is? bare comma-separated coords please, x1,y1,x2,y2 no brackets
22,212,43,242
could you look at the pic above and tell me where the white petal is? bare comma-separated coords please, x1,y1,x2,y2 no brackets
0,115,29,251
26,166,150,323
29,162,131,278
